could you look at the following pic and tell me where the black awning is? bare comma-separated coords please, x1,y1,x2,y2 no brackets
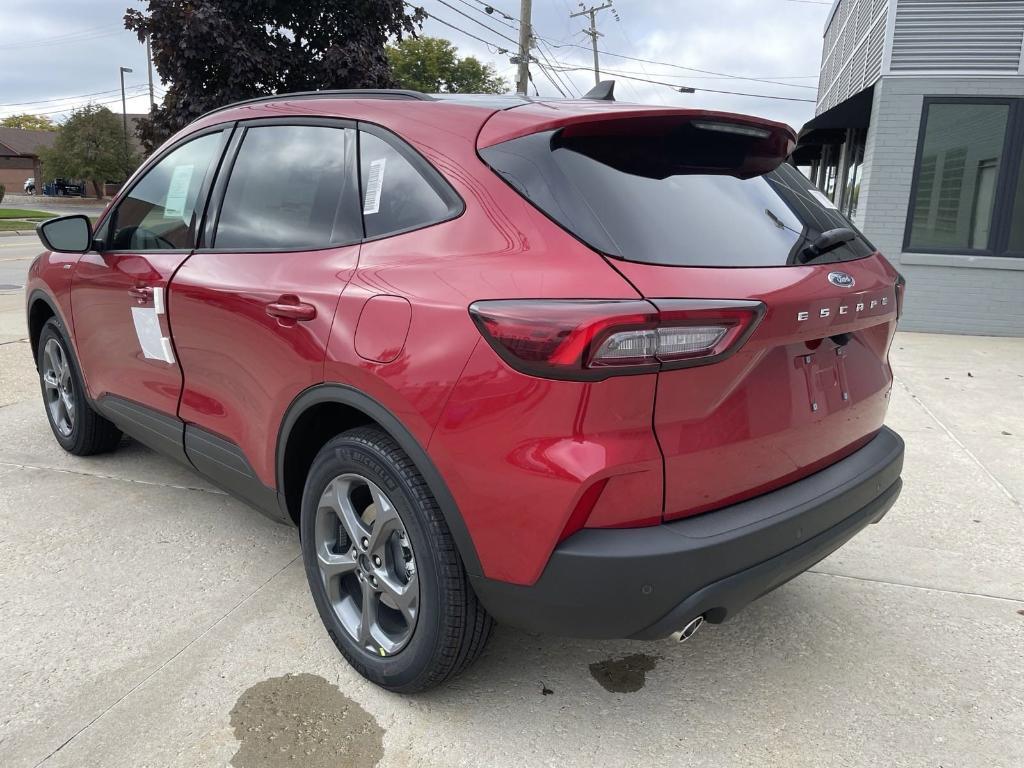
799,86,874,138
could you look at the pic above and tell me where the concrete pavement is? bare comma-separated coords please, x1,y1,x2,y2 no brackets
0,255,1022,767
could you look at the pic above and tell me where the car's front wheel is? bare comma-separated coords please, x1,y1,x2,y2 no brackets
301,426,492,692
37,317,122,455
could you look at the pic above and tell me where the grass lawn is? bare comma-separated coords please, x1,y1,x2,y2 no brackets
0,209,53,220
0,220,38,231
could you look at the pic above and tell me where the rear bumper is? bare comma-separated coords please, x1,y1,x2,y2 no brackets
471,426,904,639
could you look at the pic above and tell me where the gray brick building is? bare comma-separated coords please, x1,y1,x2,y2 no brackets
794,0,1024,336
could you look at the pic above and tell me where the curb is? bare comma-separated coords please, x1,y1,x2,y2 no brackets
0,230,37,238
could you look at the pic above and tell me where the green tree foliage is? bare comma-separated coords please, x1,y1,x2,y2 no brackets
125,0,423,153
39,105,136,199
387,36,507,94
0,114,56,131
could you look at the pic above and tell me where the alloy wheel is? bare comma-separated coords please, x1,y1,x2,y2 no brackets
315,473,419,656
42,338,75,437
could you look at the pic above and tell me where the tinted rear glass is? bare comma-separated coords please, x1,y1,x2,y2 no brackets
481,128,875,267
215,124,361,250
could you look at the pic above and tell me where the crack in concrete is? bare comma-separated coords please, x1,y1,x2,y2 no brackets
0,459,227,496
807,569,1024,605
31,555,302,767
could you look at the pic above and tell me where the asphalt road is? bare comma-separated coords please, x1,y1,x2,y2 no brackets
0,234,40,292
1,258,1022,767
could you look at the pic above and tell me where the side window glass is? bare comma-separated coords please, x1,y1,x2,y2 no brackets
214,125,360,250
109,132,223,251
359,130,454,238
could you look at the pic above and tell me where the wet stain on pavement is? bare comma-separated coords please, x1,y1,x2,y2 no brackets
589,653,659,693
230,673,384,768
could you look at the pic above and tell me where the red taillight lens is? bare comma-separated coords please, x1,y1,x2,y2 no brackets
469,299,764,381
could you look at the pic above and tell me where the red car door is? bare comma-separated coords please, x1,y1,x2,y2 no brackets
168,121,362,510
71,128,229,458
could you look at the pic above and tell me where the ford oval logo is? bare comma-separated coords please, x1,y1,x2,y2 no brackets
828,271,855,288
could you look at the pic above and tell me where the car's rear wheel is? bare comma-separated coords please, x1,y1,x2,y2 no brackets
37,318,122,455
300,426,492,692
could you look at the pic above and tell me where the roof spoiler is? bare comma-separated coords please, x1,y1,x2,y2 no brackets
582,80,615,101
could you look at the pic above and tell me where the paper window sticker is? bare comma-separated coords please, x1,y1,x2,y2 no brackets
363,158,386,215
810,189,839,210
164,164,195,219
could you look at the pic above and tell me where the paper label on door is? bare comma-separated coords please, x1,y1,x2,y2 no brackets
132,306,174,363
164,164,194,219
363,158,386,215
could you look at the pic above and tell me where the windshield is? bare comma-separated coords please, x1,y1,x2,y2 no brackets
481,128,875,267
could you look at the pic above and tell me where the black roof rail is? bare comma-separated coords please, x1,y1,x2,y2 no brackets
199,89,435,119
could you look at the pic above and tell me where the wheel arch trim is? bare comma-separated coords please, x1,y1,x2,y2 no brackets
27,289,74,367
276,383,483,576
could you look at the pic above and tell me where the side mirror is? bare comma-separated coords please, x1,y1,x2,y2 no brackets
37,215,93,254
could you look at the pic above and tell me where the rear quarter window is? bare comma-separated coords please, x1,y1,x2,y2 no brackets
481,127,875,267
358,129,462,239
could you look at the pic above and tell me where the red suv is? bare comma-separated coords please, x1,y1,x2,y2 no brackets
27,87,905,692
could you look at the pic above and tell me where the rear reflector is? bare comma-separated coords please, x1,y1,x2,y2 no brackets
469,299,764,381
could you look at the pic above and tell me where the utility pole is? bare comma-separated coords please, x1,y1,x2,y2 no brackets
570,2,613,86
146,35,155,110
515,0,532,95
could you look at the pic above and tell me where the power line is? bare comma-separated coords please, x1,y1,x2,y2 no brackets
468,0,518,21
17,95,134,118
0,85,150,109
580,63,818,91
533,62,568,97
546,42,823,90
545,65,818,102
608,3,667,106
1,26,125,50
432,0,521,47
407,3,512,53
450,0,517,30
536,40,580,97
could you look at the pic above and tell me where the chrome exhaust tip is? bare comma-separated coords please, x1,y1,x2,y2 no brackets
669,615,705,643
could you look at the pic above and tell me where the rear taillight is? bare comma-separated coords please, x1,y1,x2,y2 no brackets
895,272,907,319
468,299,764,381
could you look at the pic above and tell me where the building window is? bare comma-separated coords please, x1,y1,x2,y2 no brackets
906,99,1024,257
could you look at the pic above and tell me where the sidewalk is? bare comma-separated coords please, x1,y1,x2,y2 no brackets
0,317,1021,767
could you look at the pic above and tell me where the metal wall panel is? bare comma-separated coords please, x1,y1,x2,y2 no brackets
890,0,1024,73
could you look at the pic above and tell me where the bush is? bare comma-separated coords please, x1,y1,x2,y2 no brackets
0,183,5,204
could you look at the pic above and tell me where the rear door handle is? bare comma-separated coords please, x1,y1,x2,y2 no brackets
266,297,316,322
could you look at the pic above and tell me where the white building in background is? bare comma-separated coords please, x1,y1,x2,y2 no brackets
794,0,1024,335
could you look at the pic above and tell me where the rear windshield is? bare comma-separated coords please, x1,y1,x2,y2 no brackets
480,127,875,267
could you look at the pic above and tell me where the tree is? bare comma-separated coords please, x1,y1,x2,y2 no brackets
0,114,56,131
39,105,136,199
387,37,507,94
125,0,423,153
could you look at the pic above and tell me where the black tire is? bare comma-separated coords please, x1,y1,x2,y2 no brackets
300,426,492,692
37,317,122,455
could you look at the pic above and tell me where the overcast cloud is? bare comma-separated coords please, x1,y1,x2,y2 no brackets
0,0,831,129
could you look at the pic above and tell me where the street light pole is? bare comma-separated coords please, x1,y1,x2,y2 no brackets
119,66,133,177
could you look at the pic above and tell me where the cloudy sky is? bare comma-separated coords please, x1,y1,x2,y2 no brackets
0,0,833,130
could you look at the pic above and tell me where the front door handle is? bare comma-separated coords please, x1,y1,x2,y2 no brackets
266,296,316,322
129,286,153,301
